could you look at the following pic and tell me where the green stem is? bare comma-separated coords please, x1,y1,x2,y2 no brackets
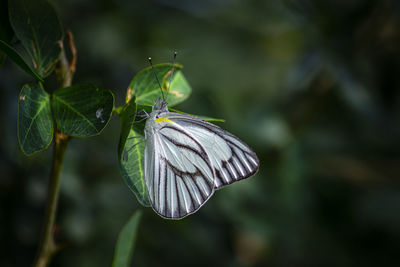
34,131,70,267
113,105,125,116
34,30,76,267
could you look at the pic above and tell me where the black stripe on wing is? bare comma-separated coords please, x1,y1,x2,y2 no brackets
165,115,260,189
213,142,259,189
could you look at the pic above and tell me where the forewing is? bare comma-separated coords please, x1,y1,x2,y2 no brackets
166,113,259,189
144,124,215,219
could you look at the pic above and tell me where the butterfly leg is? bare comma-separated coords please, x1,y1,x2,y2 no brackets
128,110,150,124
127,135,144,140
122,139,146,161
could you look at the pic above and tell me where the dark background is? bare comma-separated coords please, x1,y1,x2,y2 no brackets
1,0,400,266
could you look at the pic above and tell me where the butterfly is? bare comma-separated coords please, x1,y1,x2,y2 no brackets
133,53,259,219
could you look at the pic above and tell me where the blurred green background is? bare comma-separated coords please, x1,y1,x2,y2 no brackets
1,0,400,266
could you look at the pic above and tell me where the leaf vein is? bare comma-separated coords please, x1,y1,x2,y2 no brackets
53,94,98,132
21,97,49,146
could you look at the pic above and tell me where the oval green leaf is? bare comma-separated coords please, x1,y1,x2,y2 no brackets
52,84,114,137
18,83,53,155
112,210,142,267
118,99,150,207
127,63,192,107
8,0,63,78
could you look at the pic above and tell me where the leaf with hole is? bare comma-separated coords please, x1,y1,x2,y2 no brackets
18,83,53,155
112,210,142,267
127,63,191,107
8,0,63,78
52,84,114,137
118,99,150,207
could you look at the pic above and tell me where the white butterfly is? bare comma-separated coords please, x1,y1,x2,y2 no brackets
134,55,259,219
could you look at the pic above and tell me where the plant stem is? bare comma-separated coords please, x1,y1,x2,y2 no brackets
34,131,70,267
34,29,76,267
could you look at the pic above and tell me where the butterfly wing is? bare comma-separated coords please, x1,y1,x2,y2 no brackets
144,122,215,219
164,113,259,189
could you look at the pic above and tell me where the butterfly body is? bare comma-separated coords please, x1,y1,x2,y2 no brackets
143,98,259,219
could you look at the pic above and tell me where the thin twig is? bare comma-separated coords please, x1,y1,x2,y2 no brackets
34,132,70,267
67,30,77,75
56,29,77,88
33,30,77,267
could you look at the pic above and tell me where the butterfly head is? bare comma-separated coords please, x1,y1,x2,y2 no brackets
152,97,169,113
147,98,172,127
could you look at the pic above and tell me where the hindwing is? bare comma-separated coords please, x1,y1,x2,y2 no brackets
165,113,259,189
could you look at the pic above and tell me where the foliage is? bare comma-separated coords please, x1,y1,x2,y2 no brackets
2,0,400,267
0,0,223,266
112,211,142,267
18,83,52,154
52,84,114,137
1,0,214,266
8,0,63,78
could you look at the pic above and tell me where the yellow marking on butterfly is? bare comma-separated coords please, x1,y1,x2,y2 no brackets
154,118,174,123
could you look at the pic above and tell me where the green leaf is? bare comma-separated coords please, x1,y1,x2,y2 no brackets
0,40,43,81
18,83,53,155
169,108,226,123
127,63,192,107
118,99,150,207
112,210,142,267
8,0,63,78
52,84,114,137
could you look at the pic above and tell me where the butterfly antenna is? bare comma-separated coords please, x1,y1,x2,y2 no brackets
165,51,177,100
148,57,165,101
